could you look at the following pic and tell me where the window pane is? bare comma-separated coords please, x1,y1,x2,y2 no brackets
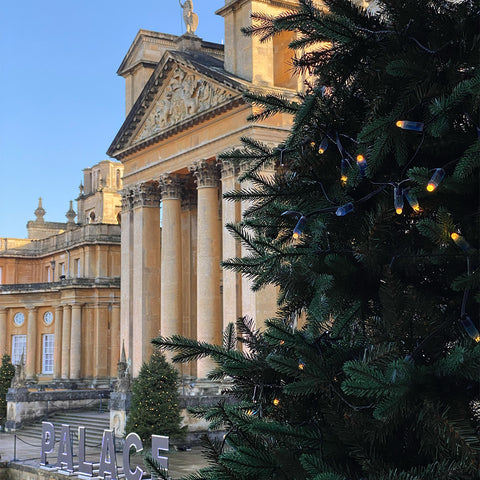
42,334,54,374
12,335,26,365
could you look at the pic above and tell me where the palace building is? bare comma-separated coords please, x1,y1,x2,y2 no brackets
0,160,123,384
106,0,306,379
1,0,306,398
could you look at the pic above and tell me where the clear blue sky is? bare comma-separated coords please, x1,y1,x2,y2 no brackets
0,0,224,238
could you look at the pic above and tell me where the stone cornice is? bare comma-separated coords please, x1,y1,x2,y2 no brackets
216,0,301,17
0,277,121,294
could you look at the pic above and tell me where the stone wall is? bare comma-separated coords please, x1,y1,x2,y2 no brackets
5,389,111,431
1,463,66,480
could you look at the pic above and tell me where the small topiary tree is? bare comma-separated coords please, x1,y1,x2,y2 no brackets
0,354,15,428
125,348,185,444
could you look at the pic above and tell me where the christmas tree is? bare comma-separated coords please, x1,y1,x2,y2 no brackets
153,0,480,478
0,354,15,428
125,348,185,444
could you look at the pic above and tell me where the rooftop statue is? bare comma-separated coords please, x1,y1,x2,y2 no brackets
179,0,198,35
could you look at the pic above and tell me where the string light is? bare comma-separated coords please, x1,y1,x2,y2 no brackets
293,216,307,239
404,189,420,212
298,359,305,370
336,202,354,216
394,187,404,215
450,232,472,252
356,154,367,176
318,137,329,154
340,158,348,185
273,398,280,406
426,168,445,192
459,315,480,342
395,120,424,132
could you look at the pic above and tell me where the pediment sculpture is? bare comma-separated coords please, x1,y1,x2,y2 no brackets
135,66,234,143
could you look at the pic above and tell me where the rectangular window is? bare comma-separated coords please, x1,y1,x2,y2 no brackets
12,335,26,365
60,263,65,276
0,266,2,284
47,266,51,282
42,334,54,374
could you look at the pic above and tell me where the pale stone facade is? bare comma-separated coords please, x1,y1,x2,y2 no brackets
107,0,307,379
0,160,123,384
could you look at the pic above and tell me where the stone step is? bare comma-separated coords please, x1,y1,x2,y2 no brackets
16,411,111,447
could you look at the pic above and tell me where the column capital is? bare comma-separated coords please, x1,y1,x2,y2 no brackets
220,159,239,179
0,307,7,314
26,306,38,313
189,160,219,188
120,188,134,212
132,181,161,208
158,174,184,200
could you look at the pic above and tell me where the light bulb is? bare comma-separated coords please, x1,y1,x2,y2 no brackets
340,158,348,185
396,120,424,132
394,187,404,215
298,359,305,370
426,168,445,192
450,232,471,252
336,202,354,216
318,137,328,154
292,215,307,239
404,189,420,212
460,315,480,342
356,154,367,177
273,398,280,406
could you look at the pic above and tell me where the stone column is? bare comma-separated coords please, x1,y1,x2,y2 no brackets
110,304,121,377
53,306,63,380
221,160,241,331
61,305,71,379
240,160,278,330
25,307,38,380
95,304,109,379
0,308,7,356
190,160,222,379
120,189,134,363
131,182,162,377
159,174,183,340
70,304,83,380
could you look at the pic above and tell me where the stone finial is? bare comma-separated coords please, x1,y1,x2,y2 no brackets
66,200,76,225
79,183,84,195
11,354,26,388
179,0,199,35
120,341,126,364
115,342,131,393
34,197,46,223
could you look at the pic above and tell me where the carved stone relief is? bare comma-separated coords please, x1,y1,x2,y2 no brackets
135,66,234,143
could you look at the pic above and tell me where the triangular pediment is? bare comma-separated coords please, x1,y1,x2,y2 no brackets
133,63,238,144
108,51,246,159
